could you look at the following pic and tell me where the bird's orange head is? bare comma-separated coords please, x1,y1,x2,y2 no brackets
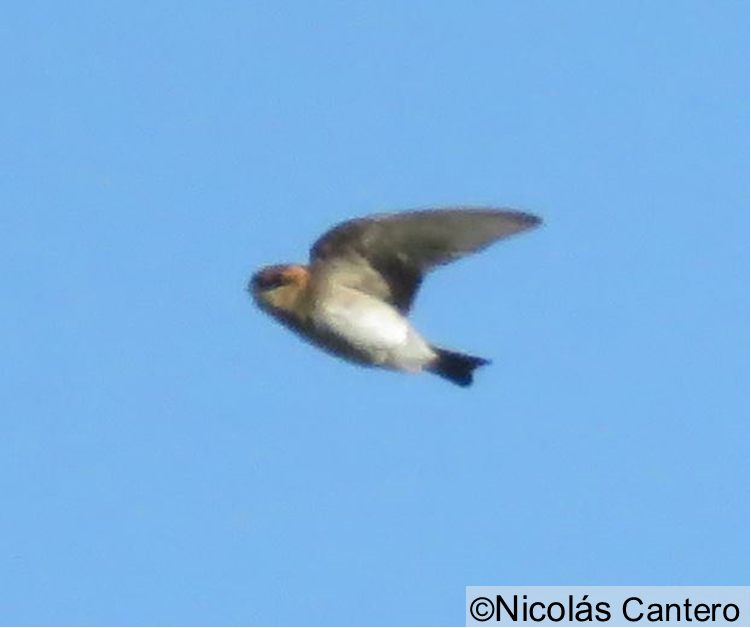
249,264,312,320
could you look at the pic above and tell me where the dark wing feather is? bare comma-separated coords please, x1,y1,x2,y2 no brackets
310,208,541,313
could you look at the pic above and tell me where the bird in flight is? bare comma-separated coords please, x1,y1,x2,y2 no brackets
249,207,541,386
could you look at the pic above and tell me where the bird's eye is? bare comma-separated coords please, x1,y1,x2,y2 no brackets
252,271,285,291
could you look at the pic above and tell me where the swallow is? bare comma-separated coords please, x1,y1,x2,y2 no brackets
249,207,541,386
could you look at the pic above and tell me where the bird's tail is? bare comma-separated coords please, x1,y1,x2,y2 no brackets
427,347,490,387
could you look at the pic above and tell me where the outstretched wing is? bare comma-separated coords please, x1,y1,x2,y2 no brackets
310,207,541,313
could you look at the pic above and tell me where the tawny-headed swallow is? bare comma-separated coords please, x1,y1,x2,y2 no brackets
249,208,541,386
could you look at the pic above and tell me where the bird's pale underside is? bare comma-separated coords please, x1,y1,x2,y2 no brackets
250,207,541,386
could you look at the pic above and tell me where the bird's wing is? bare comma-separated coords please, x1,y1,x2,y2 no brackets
310,208,541,313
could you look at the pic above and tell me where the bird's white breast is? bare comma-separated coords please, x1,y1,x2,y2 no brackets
314,286,409,350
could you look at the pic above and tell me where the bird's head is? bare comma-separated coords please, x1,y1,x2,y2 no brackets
248,264,311,319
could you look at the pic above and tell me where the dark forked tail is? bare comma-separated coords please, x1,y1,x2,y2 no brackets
428,347,491,387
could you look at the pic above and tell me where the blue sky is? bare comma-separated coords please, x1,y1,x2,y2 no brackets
1,1,747,625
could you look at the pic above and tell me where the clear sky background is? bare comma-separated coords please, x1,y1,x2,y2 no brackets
1,2,747,626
